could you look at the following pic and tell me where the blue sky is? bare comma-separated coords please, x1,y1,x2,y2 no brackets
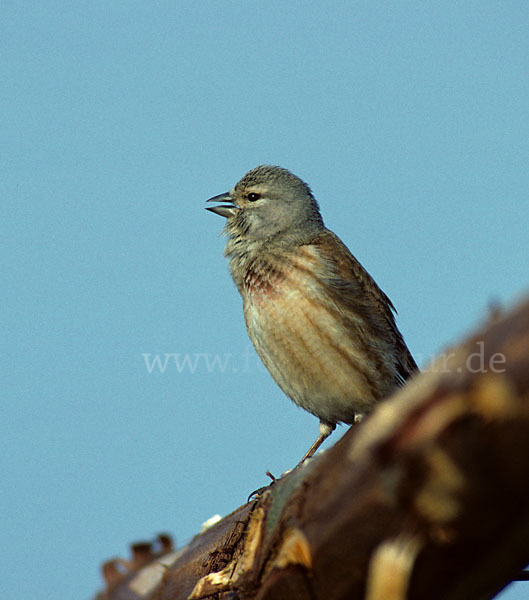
2,2,528,598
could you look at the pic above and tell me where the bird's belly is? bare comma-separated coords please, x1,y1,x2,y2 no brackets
243,284,380,424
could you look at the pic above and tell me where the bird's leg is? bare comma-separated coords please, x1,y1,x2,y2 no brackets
298,421,336,466
248,422,337,500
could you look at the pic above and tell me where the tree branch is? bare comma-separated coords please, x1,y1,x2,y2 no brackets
97,297,529,600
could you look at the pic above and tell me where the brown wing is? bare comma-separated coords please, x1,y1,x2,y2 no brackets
309,229,418,383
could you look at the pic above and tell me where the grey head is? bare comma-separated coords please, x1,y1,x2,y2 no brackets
206,165,324,244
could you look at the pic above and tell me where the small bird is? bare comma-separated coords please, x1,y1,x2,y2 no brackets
207,166,418,464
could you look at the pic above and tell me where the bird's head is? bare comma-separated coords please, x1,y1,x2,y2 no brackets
206,165,324,243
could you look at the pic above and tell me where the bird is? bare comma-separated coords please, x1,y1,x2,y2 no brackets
206,165,418,465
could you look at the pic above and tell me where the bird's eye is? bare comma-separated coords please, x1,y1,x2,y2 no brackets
247,192,260,202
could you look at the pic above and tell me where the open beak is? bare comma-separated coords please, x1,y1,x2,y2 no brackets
206,192,238,218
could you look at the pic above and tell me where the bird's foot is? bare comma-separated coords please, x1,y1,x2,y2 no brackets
247,469,287,501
